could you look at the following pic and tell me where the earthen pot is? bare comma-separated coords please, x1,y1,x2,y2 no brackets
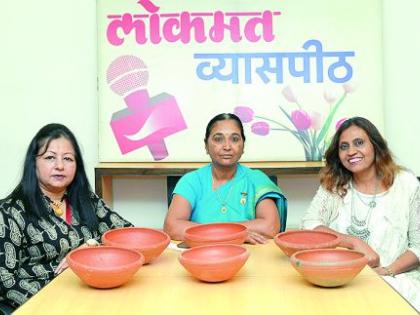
179,244,250,282
290,248,368,287
274,230,340,257
67,246,144,289
184,223,247,248
102,227,170,264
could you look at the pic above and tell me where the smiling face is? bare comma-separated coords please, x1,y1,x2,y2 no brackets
205,119,244,168
338,126,376,177
36,137,77,197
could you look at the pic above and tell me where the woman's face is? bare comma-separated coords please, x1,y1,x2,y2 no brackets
205,119,244,168
338,125,376,176
36,137,77,196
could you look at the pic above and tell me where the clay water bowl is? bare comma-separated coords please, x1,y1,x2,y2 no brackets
102,227,170,264
67,246,144,289
184,223,247,248
179,244,250,282
274,230,340,257
290,248,368,287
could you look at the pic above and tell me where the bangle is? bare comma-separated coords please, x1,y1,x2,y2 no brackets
383,266,396,277
86,239,100,247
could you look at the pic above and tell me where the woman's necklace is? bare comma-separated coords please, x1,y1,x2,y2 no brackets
214,183,235,214
50,198,65,216
346,180,378,242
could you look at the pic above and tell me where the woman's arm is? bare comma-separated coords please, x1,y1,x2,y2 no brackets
0,208,45,308
376,184,420,275
163,194,198,240
375,251,419,276
240,198,280,244
314,225,380,267
300,186,382,264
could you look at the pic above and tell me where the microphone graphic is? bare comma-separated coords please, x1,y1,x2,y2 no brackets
107,55,187,160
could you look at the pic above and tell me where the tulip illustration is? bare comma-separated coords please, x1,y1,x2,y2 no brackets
291,110,311,130
234,106,254,123
335,118,348,130
251,121,270,136
343,83,356,94
323,90,337,105
232,83,352,161
282,86,298,104
310,111,323,131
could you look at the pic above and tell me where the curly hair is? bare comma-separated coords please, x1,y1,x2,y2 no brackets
320,117,401,196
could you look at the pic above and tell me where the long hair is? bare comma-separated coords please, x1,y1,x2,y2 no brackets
204,113,246,144
6,123,98,229
321,117,400,196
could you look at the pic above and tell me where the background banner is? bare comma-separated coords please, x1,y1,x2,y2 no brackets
97,0,383,162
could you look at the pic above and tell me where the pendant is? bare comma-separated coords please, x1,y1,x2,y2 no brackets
347,225,370,242
51,203,64,216
368,200,376,208
240,193,247,206
347,214,371,242
220,206,227,214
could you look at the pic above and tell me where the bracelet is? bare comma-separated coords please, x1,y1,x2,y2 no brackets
383,266,396,277
86,239,100,247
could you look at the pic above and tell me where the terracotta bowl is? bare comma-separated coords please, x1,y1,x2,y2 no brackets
102,227,170,264
290,248,368,287
184,223,247,248
179,244,250,282
274,230,340,257
67,246,144,289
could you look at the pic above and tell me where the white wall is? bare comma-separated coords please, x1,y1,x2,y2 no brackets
383,0,420,175
0,1,97,194
0,1,419,230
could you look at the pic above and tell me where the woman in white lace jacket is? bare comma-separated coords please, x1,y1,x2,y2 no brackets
301,117,420,311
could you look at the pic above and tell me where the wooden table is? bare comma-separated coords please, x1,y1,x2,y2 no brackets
14,241,417,315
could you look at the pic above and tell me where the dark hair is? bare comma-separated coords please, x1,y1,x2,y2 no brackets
321,116,400,196
6,123,98,229
204,113,246,144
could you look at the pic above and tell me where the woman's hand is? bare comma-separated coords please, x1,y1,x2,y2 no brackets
314,226,380,267
245,231,267,244
54,239,100,275
374,266,395,277
373,251,419,277
350,237,380,267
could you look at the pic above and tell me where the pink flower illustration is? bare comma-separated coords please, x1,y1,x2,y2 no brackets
335,118,348,130
291,110,311,130
234,106,254,123
232,83,353,161
251,121,270,136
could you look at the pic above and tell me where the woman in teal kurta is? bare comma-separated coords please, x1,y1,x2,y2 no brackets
164,113,287,244
174,163,285,223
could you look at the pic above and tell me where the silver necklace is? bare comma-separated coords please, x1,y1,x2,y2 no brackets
354,186,378,208
346,180,378,242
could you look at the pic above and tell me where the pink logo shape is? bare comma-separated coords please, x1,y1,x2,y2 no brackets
137,0,160,13
107,55,187,160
